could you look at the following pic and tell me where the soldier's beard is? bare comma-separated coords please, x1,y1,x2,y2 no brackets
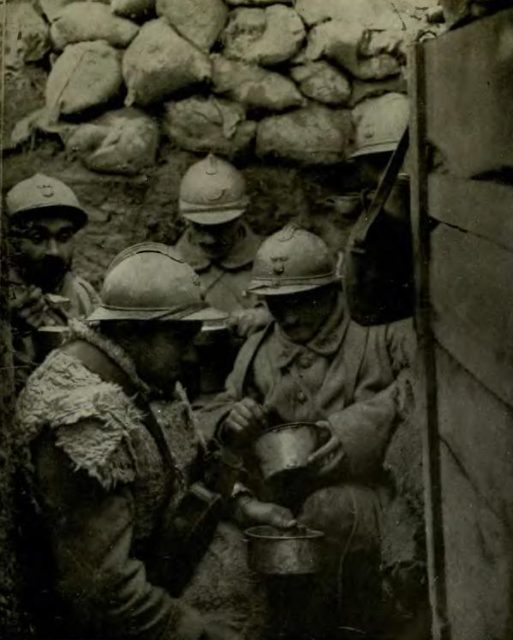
21,256,71,292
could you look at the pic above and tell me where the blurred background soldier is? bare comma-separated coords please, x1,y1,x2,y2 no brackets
15,243,256,640
346,92,413,327
6,173,98,391
204,226,414,639
174,154,269,398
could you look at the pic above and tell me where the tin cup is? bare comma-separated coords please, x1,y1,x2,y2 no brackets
254,422,319,482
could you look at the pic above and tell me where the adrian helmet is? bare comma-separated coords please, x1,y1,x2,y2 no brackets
248,225,340,296
179,154,249,225
87,242,226,323
6,173,88,228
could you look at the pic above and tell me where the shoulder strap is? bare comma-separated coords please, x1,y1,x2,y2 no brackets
352,128,409,249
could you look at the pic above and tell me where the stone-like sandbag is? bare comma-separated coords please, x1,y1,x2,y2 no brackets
222,5,305,66
156,0,228,51
295,0,412,29
304,21,401,80
111,0,155,20
123,19,211,106
46,41,123,117
290,61,351,106
212,54,304,111
256,105,352,164
5,3,49,67
50,2,139,50
65,108,160,174
163,96,256,157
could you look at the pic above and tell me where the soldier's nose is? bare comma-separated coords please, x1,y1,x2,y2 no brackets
46,238,60,256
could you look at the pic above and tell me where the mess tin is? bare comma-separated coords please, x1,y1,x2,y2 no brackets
254,422,319,481
245,524,325,575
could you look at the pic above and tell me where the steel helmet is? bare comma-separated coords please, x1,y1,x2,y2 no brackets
179,154,249,225
87,242,227,323
6,173,88,228
248,225,339,296
351,93,409,158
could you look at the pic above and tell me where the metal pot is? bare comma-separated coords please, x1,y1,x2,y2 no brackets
254,422,319,481
245,524,324,575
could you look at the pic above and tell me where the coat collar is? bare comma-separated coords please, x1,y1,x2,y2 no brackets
175,221,262,272
272,293,350,369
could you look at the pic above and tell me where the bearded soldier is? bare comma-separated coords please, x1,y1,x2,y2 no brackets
16,243,264,640
6,173,98,391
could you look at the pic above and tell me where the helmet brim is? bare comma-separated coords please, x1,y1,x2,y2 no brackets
10,204,88,229
86,305,227,323
349,141,400,159
181,208,245,226
249,281,341,297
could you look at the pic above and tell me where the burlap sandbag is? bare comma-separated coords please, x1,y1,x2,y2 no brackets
50,2,139,50
65,107,160,174
156,0,228,51
111,0,155,19
123,19,211,106
46,41,123,117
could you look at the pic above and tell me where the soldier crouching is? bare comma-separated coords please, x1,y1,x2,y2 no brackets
15,243,266,640
201,226,415,639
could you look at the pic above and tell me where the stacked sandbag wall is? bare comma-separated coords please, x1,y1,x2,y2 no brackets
3,0,443,287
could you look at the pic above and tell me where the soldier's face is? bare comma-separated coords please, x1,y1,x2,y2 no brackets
190,219,241,260
265,285,338,344
10,214,77,292
134,322,201,397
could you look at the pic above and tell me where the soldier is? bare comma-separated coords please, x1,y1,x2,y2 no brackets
174,154,269,396
204,226,414,639
6,173,98,391
16,243,250,640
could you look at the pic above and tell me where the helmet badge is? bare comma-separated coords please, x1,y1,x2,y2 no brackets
37,182,55,198
271,255,288,275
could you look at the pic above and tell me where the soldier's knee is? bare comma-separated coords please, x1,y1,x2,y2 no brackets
299,484,381,552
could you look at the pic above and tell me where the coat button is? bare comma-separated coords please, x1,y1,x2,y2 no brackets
298,354,314,369
297,390,307,403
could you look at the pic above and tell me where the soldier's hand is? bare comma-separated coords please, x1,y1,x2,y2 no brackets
307,420,346,479
11,286,49,330
233,495,296,530
222,398,269,449
227,306,271,338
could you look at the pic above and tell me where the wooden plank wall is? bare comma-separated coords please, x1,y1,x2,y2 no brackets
421,12,513,639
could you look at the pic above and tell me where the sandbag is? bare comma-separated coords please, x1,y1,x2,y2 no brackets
46,41,123,117
256,105,352,164
304,20,401,80
163,96,256,157
50,2,139,50
5,2,49,68
211,54,304,111
65,108,160,174
123,19,211,106
111,0,155,20
156,0,228,51
440,0,511,26
40,0,110,22
222,5,305,66
290,61,351,106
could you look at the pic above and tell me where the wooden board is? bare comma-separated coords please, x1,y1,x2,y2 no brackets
430,223,513,407
428,175,513,253
436,345,513,640
424,8,513,178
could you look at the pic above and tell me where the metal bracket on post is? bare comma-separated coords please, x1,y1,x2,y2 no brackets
409,41,451,640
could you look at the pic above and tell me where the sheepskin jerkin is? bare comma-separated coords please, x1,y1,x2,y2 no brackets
16,320,199,540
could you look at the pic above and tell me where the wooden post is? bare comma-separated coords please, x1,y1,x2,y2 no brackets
409,42,451,640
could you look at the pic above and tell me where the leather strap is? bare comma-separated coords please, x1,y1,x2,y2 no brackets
352,128,409,249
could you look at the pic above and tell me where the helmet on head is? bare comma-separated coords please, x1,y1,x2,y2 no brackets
179,154,249,226
6,173,88,228
87,242,226,323
248,225,339,296
351,93,409,159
